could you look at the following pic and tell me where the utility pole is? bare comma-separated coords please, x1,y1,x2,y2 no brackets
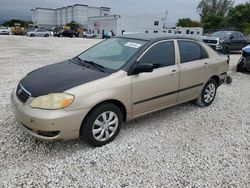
164,9,168,29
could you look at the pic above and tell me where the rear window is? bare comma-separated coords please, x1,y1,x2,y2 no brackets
178,41,208,63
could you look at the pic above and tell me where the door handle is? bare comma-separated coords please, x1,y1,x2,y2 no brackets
204,62,209,67
170,69,177,75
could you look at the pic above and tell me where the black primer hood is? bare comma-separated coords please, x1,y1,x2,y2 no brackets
20,60,109,97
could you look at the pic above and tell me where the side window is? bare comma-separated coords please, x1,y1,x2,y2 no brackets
231,32,238,39
178,41,208,63
201,47,208,59
139,41,175,68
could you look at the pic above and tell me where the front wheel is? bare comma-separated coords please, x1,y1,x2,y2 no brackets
81,103,123,147
196,79,218,107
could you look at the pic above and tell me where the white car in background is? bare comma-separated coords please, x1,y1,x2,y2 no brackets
26,29,52,37
83,31,96,38
0,26,10,35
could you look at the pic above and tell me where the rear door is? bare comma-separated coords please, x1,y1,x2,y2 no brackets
36,29,44,36
177,40,211,103
132,40,180,116
230,32,242,50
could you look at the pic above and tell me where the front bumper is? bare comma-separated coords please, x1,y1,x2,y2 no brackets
208,44,223,51
11,91,90,141
0,32,10,35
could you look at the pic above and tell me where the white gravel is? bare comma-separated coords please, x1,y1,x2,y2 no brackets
0,35,249,188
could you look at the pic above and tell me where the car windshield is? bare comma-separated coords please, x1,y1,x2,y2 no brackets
78,38,147,71
212,31,232,38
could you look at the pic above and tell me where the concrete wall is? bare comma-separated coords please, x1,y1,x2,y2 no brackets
88,15,164,37
61,7,67,26
117,15,164,35
164,27,203,36
66,6,73,24
56,9,61,26
32,8,56,28
88,15,118,36
100,7,110,16
31,4,110,28
72,5,88,27
88,7,101,18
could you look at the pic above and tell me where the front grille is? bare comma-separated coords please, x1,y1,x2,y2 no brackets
16,84,31,103
37,130,60,137
203,39,218,44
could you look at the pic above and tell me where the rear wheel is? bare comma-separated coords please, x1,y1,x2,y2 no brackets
44,34,49,37
81,103,123,147
196,79,218,107
30,34,35,37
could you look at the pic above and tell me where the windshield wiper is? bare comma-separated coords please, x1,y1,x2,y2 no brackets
83,60,105,72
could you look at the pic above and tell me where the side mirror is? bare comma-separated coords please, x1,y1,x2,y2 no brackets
230,35,234,40
133,63,153,74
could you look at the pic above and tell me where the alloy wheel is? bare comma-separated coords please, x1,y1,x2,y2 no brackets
204,83,216,103
92,111,119,142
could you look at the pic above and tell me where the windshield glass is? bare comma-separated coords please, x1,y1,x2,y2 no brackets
78,38,147,70
212,31,232,38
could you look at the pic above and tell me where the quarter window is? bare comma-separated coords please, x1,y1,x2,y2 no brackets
139,41,175,68
178,41,208,63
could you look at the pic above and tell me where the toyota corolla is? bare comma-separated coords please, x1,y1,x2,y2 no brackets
11,34,229,146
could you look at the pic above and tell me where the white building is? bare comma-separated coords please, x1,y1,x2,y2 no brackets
31,4,110,29
163,27,203,37
88,15,165,37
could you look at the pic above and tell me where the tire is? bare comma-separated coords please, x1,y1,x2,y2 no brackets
196,78,218,107
44,34,49,37
236,57,246,72
226,76,232,84
80,103,123,147
30,34,35,37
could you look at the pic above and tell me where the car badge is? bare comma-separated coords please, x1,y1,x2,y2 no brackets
18,88,22,95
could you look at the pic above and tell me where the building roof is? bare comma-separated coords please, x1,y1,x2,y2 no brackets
118,34,202,41
32,4,111,12
35,7,56,11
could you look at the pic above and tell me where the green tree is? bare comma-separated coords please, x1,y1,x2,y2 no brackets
228,2,250,34
197,0,234,30
3,19,33,27
176,18,201,27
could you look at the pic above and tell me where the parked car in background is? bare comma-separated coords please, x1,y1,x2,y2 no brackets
26,29,51,37
11,34,229,147
237,45,250,73
83,32,96,38
203,31,250,54
51,27,63,37
0,26,10,35
62,29,77,38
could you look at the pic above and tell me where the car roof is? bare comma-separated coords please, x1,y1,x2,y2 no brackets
117,33,202,42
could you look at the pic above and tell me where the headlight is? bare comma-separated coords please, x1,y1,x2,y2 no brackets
30,93,74,110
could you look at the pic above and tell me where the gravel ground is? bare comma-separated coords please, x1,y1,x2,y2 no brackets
0,35,249,188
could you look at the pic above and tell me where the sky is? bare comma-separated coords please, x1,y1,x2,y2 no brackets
0,0,248,25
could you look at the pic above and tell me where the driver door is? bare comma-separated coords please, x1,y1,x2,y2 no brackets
132,40,180,116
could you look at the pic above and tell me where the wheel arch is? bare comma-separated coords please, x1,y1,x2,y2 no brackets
79,99,127,136
210,75,220,86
